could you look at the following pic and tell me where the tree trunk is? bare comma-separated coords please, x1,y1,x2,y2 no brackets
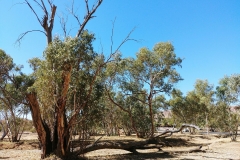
148,91,154,137
0,121,8,140
56,98,70,158
26,93,53,159
54,64,72,158
11,135,18,142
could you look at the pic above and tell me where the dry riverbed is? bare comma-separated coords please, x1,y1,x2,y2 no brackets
0,132,240,159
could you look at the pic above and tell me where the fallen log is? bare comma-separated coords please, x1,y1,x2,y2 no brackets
188,145,206,153
74,124,200,155
154,124,200,138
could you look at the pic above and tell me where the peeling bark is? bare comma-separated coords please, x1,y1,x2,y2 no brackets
26,93,52,159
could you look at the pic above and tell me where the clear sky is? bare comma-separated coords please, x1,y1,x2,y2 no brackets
0,0,239,95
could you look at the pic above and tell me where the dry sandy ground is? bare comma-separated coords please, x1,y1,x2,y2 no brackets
0,133,240,160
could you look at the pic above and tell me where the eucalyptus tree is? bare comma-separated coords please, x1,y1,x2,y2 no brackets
217,74,240,104
170,89,204,130
215,74,240,141
192,79,215,133
185,91,208,132
134,43,182,136
169,89,188,125
106,80,149,138
106,42,182,137
27,32,108,158
0,49,32,142
15,0,104,158
169,80,214,132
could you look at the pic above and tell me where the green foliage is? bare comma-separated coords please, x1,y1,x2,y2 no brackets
170,80,214,128
217,74,240,104
133,42,182,93
214,74,240,140
28,31,106,133
105,42,182,137
0,49,32,142
0,49,14,83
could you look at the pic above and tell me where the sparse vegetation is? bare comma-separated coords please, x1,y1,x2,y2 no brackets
0,0,239,159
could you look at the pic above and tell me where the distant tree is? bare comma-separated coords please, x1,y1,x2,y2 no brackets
169,89,190,125
0,49,31,142
192,80,214,133
215,74,240,141
169,80,214,133
217,74,240,104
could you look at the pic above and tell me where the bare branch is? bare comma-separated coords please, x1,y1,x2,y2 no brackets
67,0,81,26
49,5,57,31
40,0,48,16
110,18,116,56
76,0,103,37
84,0,90,14
106,88,130,113
47,0,53,8
23,0,57,44
15,30,46,46
155,124,200,138
32,0,44,11
9,2,26,11
25,0,42,26
58,13,69,37
112,27,138,55
93,135,105,146
103,24,138,67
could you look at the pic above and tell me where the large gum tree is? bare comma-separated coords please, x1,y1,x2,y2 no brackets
16,0,103,158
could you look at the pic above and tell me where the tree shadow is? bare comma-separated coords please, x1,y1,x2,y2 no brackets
0,157,10,159
163,137,211,147
83,151,175,160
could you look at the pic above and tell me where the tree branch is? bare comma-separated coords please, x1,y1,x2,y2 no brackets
67,0,81,26
15,30,46,46
25,0,43,26
155,124,200,138
76,0,103,37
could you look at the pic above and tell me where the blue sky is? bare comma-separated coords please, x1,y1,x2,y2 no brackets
0,0,239,95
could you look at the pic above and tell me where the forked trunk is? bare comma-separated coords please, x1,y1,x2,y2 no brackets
11,135,18,142
27,95,71,159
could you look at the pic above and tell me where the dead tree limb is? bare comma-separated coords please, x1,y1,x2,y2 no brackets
74,124,200,155
76,0,103,37
188,145,206,153
16,30,46,45
18,0,57,45
154,124,200,138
